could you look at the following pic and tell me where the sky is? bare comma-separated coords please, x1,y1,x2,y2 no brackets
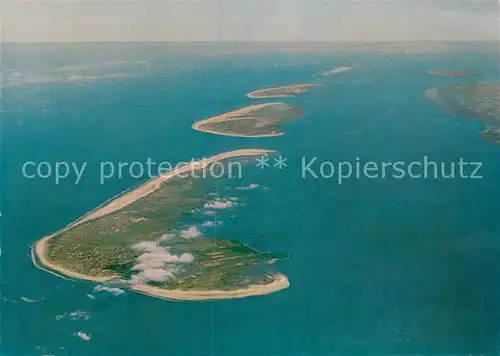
2,0,499,42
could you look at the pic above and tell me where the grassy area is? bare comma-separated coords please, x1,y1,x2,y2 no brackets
428,82,500,143
249,84,317,98
45,157,288,291
164,238,287,291
198,103,302,137
47,176,203,277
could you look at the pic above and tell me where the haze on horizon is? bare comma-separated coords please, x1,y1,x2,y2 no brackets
3,0,499,42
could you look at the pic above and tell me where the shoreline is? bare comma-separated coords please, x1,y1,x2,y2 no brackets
32,149,290,300
132,273,290,301
321,66,354,76
246,84,319,99
192,103,286,138
428,70,479,78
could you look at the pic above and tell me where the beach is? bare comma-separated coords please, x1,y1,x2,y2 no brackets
192,103,286,137
247,84,319,99
321,66,354,76
133,273,290,301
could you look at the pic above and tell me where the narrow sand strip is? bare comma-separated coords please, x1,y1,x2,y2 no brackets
247,84,320,99
192,103,285,138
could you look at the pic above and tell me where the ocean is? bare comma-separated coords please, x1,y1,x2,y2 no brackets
2,43,500,355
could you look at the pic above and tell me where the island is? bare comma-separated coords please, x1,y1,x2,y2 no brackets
428,70,480,78
321,66,353,76
32,149,290,301
192,102,303,138
247,84,319,99
426,82,500,144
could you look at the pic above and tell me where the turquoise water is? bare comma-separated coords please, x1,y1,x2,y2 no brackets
2,43,500,355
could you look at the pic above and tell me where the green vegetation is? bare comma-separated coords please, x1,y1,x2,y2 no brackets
197,103,303,137
45,157,288,291
163,238,286,291
47,176,202,277
426,82,500,144
247,84,318,98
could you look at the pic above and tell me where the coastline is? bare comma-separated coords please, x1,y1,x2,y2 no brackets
192,103,286,138
132,273,290,301
246,84,319,99
321,66,354,76
428,70,479,77
32,149,290,300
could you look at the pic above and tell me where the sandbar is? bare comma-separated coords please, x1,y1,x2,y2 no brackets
247,84,319,99
428,70,480,78
321,66,354,76
192,102,292,138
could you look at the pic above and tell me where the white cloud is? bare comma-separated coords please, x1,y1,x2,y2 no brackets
129,265,184,285
93,285,125,296
70,311,90,321
133,250,194,270
201,220,222,227
56,310,90,321
128,239,195,285
74,331,91,341
20,297,37,303
204,199,236,210
180,226,203,239
130,266,180,284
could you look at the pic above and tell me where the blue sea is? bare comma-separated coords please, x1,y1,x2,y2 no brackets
2,43,500,355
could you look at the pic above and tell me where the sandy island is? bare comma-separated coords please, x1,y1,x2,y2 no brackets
321,66,353,76
192,103,287,138
428,70,480,78
32,149,290,300
247,84,320,99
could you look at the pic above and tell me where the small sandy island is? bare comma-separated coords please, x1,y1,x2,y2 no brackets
247,84,320,99
428,70,480,78
192,102,301,138
321,66,353,76
32,149,290,300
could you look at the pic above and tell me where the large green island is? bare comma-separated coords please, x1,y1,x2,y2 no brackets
32,149,290,300
426,82,500,144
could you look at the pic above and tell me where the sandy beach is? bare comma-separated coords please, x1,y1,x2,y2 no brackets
192,103,286,138
32,241,117,282
132,273,290,301
321,66,353,76
31,149,289,300
428,70,479,77
247,84,319,99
